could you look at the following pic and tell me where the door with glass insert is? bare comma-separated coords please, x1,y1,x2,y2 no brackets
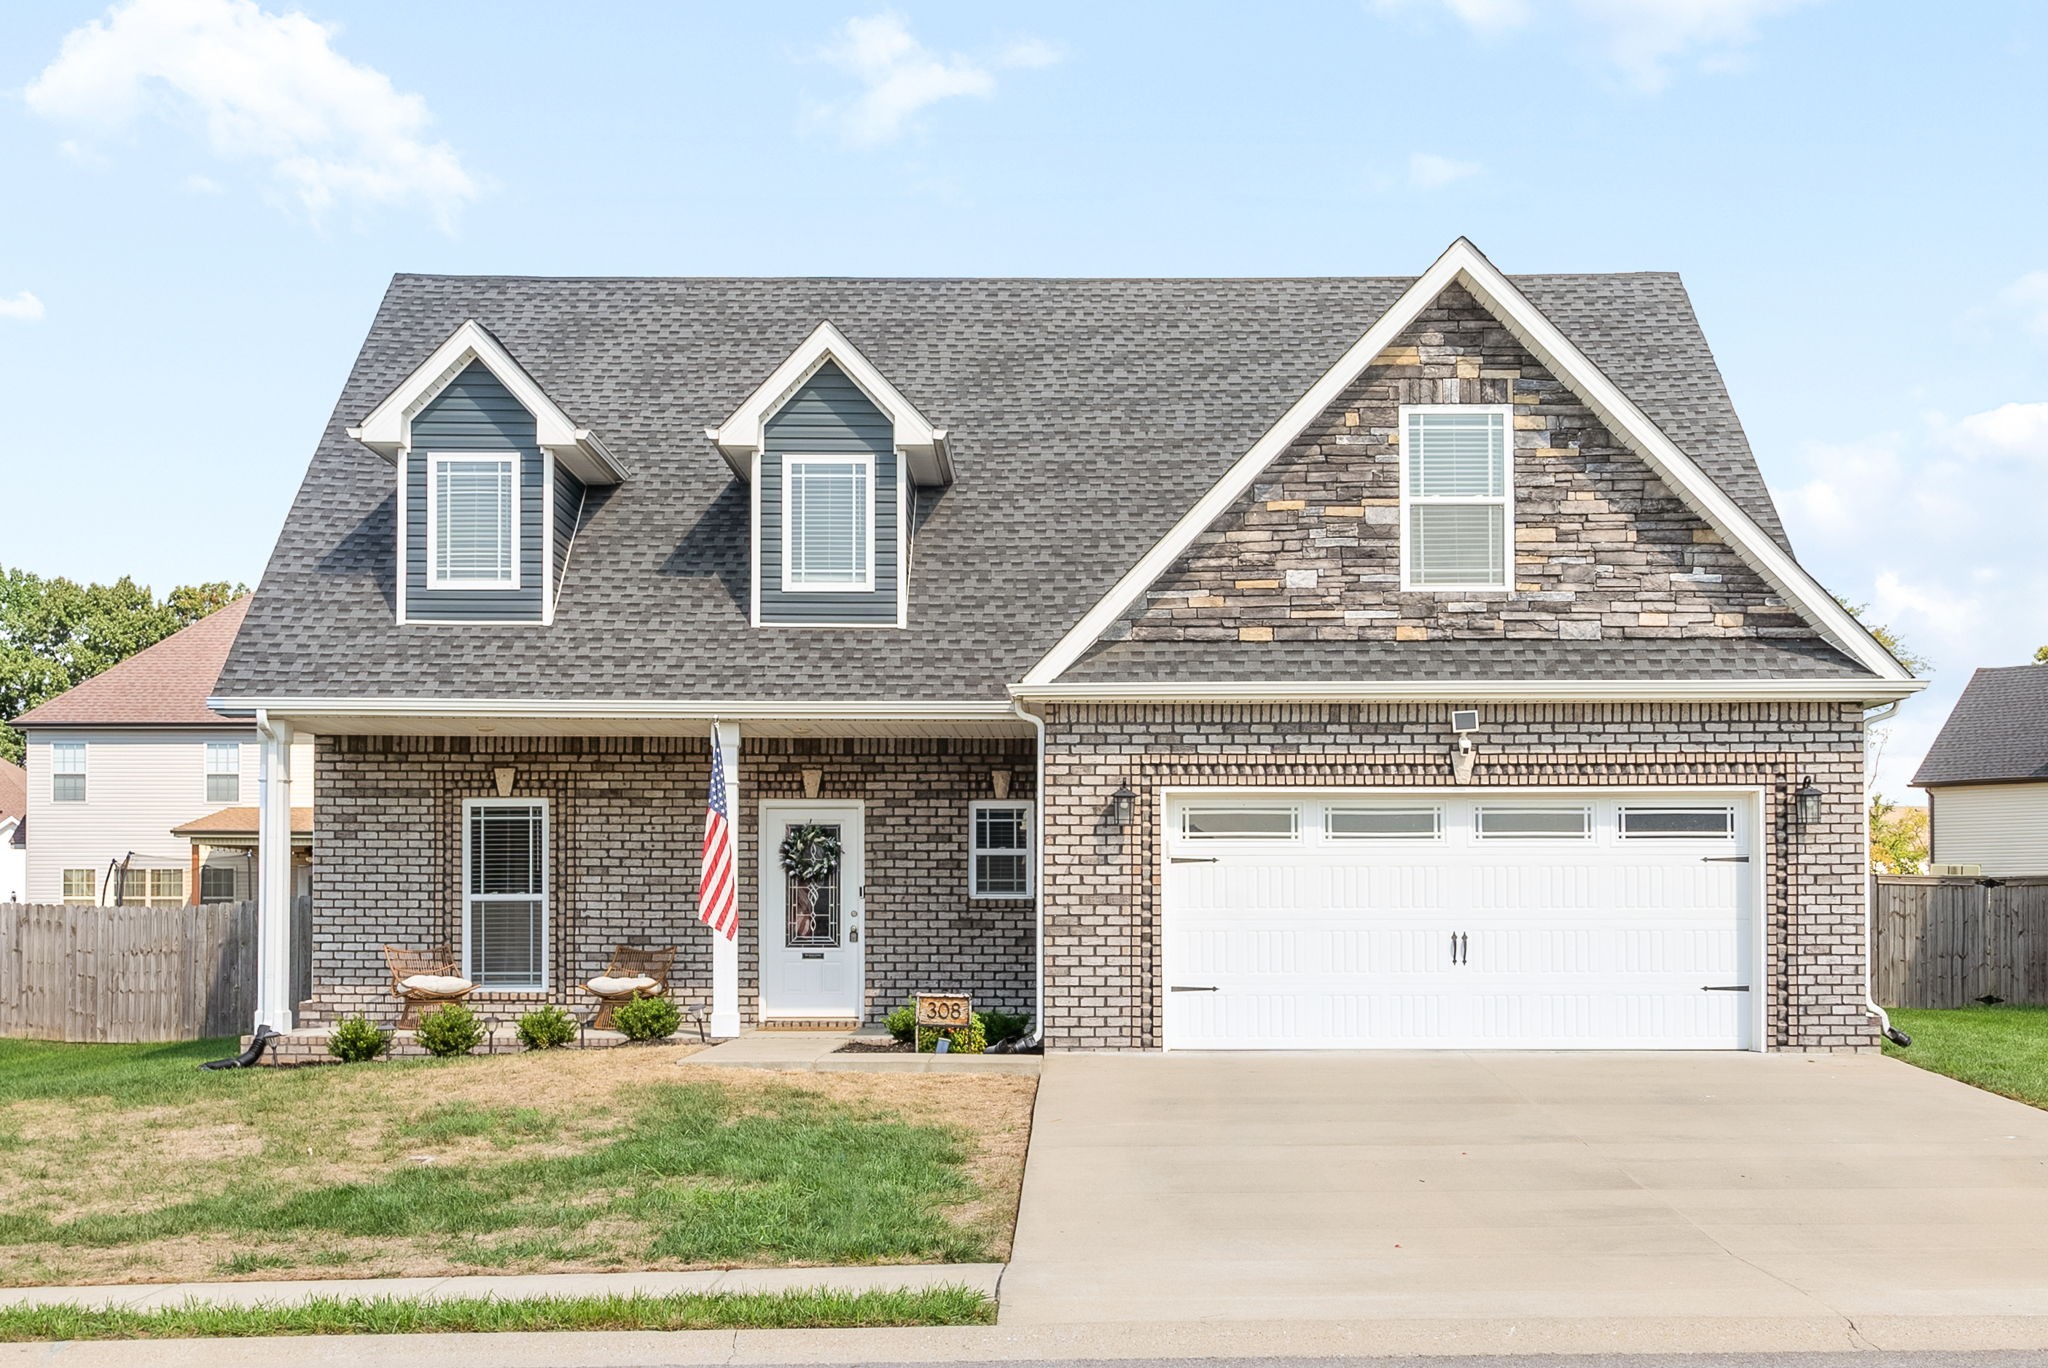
757,802,865,1019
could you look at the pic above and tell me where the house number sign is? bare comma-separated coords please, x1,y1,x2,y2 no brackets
915,994,972,1029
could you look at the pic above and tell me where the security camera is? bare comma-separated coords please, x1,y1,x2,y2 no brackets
1450,709,1479,754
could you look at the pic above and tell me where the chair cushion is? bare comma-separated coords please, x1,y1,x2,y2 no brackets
588,975,659,996
399,974,472,995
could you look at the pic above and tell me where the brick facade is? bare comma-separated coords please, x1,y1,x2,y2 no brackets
307,734,1034,1028
1104,283,1816,648
1034,701,1872,1053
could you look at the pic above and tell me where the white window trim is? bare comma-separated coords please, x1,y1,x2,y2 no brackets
1474,803,1595,840
425,450,522,591
205,740,241,803
1324,804,1445,841
50,740,86,803
1398,404,1514,593
968,799,1035,900
1178,804,1303,841
1618,805,1737,839
460,797,550,992
780,452,877,594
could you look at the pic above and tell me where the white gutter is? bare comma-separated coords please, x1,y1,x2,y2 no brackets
208,695,1022,723
1012,698,1049,1051
1010,679,1926,706
1862,698,1910,1046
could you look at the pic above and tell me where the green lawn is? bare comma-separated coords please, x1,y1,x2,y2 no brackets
0,1036,1036,1285
1882,1003,2048,1108
0,1287,996,1340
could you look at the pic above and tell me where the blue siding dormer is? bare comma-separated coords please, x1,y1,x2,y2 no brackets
757,360,903,626
404,361,549,624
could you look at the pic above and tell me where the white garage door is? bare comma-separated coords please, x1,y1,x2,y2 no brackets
1163,792,1757,1050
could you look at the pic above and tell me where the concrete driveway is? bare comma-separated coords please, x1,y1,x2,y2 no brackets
1000,1051,2048,1330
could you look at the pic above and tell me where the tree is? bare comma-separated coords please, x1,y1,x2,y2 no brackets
1868,795,1929,875
1835,599,1930,675
0,567,246,763
2034,644,2048,665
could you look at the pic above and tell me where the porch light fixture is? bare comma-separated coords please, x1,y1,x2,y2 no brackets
1109,783,1136,828
1793,778,1821,828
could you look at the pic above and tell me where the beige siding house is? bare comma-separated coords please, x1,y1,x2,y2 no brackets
1914,664,2048,877
14,600,314,906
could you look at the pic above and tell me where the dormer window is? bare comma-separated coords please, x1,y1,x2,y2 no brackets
428,452,520,589
1400,405,1512,591
784,455,875,592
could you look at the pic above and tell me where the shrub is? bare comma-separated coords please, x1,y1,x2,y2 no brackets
981,1009,1032,1047
517,1004,578,1051
415,1002,485,1057
327,1015,390,1064
918,1013,987,1054
884,1001,917,1044
612,992,681,1042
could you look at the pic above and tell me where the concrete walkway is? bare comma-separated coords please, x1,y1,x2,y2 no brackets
683,1030,1040,1073
0,1263,1004,1312
1001,1050,2048,1329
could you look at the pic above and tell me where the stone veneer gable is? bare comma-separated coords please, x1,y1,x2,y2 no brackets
1106,282,1819,648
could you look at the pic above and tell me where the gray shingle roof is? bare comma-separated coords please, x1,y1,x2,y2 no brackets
1911,665,2048,787
1066,636,1869,685
217,271,1811,703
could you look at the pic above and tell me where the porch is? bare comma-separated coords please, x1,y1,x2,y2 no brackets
253,715,1038,1037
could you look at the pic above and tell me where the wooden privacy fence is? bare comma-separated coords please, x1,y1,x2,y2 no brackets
0,899,270,1043
1872,875,2048,1008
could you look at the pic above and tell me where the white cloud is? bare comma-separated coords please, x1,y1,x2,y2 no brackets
182,172,221,194
816,12,1059,148
1774,402,2048,796
1997,271,2048,337
0,292,46,322
1409,152,1481,188
25,0,479,230
1371,0,1818,93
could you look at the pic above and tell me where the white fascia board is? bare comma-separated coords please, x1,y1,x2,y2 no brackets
1009,678,1927,706
206,695,1019,722
706,321,950,486
348,320,628,487
1021,237,1915,688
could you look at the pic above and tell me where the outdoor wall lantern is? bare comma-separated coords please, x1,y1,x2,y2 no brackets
1793,778,1822,828
1109,783,1136,828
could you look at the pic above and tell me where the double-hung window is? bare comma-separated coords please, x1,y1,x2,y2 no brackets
1402,407,1511,590
463,800,548,989
61,868,96,904
783,455,874,591
120,867,185,907
970,801,1033,898
205,741,241,803
199,864,239,903
428,452,519,588
50,742,86,802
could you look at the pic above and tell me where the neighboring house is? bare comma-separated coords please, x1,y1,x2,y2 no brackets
214,238,1920,1051
0,758,25,903
1911,663,2048,876
13,599,314,907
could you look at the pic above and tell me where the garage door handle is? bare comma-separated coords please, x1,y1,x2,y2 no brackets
1170,856,1218,864
1170,985,1219,992
1702,984,1751,992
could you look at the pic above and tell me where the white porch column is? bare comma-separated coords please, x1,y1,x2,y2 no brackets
254,712,297,1033
711,720,742,1038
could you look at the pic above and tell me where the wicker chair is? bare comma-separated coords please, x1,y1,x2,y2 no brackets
583,945,677,1029
383,945,476,1029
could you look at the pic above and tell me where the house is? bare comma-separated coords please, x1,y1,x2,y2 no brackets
214,238,1920,1051
1911,663,2048,876
13,598,314,906
0,758,25,903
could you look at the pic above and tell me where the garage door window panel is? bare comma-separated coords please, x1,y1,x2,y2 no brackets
1326,806,1442,840
1180,807,1299,840
1476,806,1593,840
1620,806,1736,839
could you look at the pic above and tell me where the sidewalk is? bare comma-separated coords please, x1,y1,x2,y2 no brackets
682,1031,1040,1074
0,1263,1004,1312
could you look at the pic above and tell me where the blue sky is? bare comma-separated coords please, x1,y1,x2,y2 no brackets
2,0,2045,793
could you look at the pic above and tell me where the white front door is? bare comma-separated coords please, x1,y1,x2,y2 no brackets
1163,791,1758,1051
758,801,865,1020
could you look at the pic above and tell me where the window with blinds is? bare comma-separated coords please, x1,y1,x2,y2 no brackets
1402,408,1510,589
205,741,240,803
970,802,1033,898
430,453,518,587
465,801,547,988
784,457,872,590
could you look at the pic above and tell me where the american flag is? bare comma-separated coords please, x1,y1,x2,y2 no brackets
697,732,738,940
